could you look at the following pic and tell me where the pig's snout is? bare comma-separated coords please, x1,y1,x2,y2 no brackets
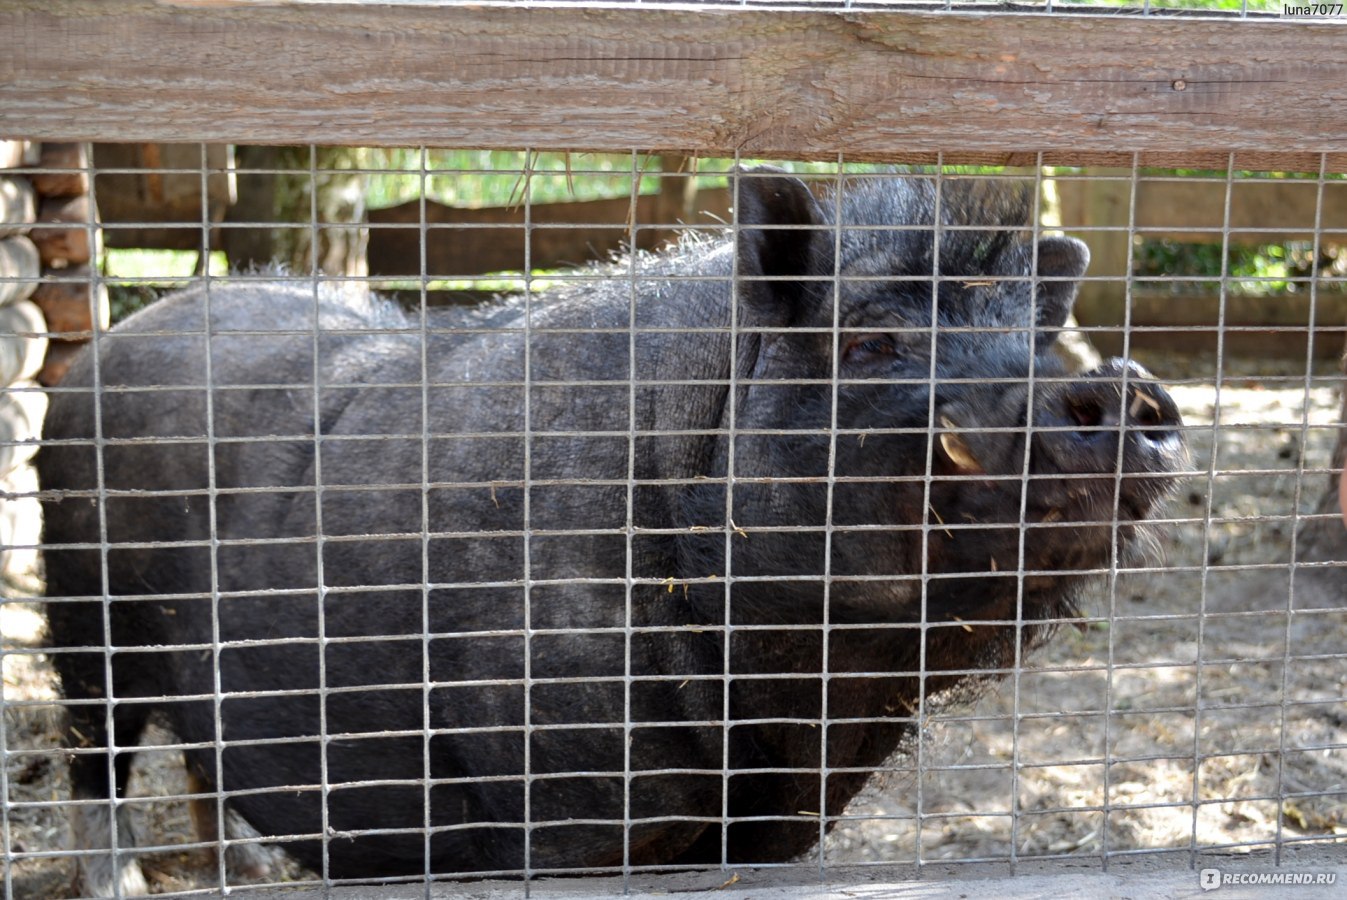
1033,359,1185,509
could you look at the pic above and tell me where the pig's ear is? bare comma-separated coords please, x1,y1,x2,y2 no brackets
733,166,826,315
1033,236,1090,347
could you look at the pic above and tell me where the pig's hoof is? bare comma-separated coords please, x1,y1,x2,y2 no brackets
225,807,275,881
70,802,150,896
227,843,274,881
77,853,149,898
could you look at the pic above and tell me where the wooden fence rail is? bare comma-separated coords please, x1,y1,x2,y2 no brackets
3,1,1347,167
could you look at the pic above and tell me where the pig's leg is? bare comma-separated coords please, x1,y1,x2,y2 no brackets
64,696,152,897
187,767,275,882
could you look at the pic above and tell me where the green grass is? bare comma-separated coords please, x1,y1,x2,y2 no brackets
102,249,229,320
103,249,229,280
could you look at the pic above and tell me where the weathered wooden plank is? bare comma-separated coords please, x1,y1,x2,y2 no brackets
1077,289,1347,361
924,151,1347,172
1131,178,1347,240
2,2,1346,161
1083,324,1344,361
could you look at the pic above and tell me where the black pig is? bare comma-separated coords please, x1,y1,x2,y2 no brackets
40,169,1184,894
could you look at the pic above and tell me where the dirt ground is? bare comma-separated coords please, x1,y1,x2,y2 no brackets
826,349,1347,868
3,350,1345,895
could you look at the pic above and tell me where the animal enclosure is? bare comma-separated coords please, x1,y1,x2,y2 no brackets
3,1,1347,898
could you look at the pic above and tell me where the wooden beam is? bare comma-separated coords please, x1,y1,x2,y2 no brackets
367,189,732,278
2,2,1346,166
1130,178,1347,241
1076,288,1347,360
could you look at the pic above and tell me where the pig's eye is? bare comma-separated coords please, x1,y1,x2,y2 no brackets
843,333,898,363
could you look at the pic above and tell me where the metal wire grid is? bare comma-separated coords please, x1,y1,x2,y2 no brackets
1,149,1345,896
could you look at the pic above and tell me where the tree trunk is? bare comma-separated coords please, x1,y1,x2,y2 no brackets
222,146,367,277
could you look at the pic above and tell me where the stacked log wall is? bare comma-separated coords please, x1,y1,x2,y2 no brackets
0,141,106,584
0,141,46,585
28,143,108,387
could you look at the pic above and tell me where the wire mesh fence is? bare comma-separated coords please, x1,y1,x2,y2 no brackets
1,148,1345,898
